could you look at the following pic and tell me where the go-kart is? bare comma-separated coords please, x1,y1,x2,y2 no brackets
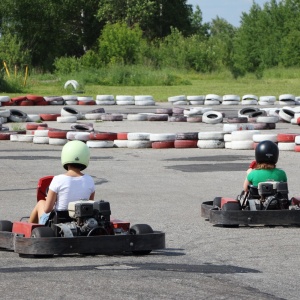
201,181,300,226
0,176,165,256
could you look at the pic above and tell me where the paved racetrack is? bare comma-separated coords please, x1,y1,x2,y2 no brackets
0,103,298,300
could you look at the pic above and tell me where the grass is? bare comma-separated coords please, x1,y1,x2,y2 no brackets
1,67,300,101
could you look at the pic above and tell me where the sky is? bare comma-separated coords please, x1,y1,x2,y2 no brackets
187,0,269,27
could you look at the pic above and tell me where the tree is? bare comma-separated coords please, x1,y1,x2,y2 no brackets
0,0,102,70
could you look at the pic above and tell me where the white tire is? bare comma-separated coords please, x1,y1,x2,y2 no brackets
149,133,176,142
295,136,300,144
205,94,222,101
231,140,254,150
259,101,275,106
241,100,258,105
95,100,116,105
65,100,78,105
34,130,49,137
10,134,18,142
189,100,204,105
223,95,240,101
242,94,258,101
134,95,153,101
96,95,114,101
134,100,155,106
231,130,260,141
17,135,34,142
197,140,225,149
127,114,148,121
77,96,94,102
84,113,104,120
27,114,41,122
238,107,259,118
278,142,295,151
225,142,232,149
224,134,232,142
0,109,11,118
222,100,240,105
198,131,226,140
33,136,49,144
279,94,295,101
168,95,186,102
0,96,10,102
252,133,278,143
116,100,135,105
172,101,189,106
279,107,295,122
187,95,205,101
66,131,90,141
279,100,295,106
256,115,279,123
114,140,128,148
204,100,221,106
57,116,77,123
202,111,223,124
86,140,114,148
61,107,82,119
127,132,150,141
223,123,254,132
127,140,152,148
49,138,68,145
62,95,78,100
64,80,79,90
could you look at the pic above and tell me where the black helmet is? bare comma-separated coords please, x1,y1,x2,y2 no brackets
255,140,279,164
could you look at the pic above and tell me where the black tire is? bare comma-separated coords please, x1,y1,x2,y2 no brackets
213,197,222,208
31,227,55,238
222,203,241,211
0,220,12,232
130,224,153,255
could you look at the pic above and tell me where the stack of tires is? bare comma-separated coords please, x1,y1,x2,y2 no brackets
127,132,152,149
150,133,175,149
87,132,116,148
174,132,198,148
197,132,226,149
277,133,298,151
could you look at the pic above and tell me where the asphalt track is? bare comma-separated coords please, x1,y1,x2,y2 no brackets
0,103,299,300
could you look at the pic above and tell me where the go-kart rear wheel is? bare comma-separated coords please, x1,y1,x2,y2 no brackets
31,227,55,238
31,227,55,258
0,220,12,232
130,224,153,255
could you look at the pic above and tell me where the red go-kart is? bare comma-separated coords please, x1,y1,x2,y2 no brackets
0,176,165,257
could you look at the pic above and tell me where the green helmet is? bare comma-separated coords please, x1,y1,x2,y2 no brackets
61,140,90,170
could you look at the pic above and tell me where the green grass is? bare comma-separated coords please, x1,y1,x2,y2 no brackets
1,67,300,101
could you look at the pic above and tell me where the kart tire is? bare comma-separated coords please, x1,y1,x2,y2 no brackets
0,220,12,232
31,227,55,238
213,197,222,208
222,202,241,211
130,224,153,255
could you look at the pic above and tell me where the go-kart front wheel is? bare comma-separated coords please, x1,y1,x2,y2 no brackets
30,227,55,258
130,224,154,255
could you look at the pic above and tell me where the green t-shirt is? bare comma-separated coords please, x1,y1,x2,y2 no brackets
247,168,287,187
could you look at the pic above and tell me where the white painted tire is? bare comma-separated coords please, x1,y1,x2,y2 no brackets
197,140,225,149
231,140,254,150
279,100,295,106
95,100,116,105
127,114,148,121
84,113,104,120
252,133,278,143
66,131,90,141
134,100,155,106
187,95,205,101
223,95,240,101
238,107,259,118
8,109,27,122
241,100,258,105
96,95,114,101
231,130,260,141
278,142,296,151
279,107,295,122
279,94,295,101
134,95,153,101
295,136,300,144
242,94,258,101
49,138,68,145
27,114,41,122
127,132,150,141
62,95,77,101
86,140,114,148
64,80,79,90
61,107,82,119
256,116,279,123
189,100,204,105
149,133,176,142
225,142,232,149
168,95,186,102
198,131,226,140
33,136,49,144
116,100,135,105
57,116,77,123
205,94,222,101
172,101,189,106
34,130,49,137
223,123,255,132
224,134,232,142
0,96,10,102
17,135,34,142
77,96,94,102
113,140,128,148
116,95,134,101
204,100,221,106
0,109,11,118
127,140,152,148
202,111,223,124
10,134,18,142
222,100,240,105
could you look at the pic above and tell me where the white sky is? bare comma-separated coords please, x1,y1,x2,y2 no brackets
187,0,269,27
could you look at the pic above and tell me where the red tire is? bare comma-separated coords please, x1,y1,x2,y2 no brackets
37,124,48,130
0,133,11,140
40,113,61,121
26,123,40,130
152,141,174,149
11,96,27,105
277,133,298,142
48,130,68,139
89,132,117,141
117,132,128,140
20,100,34,106
174,140,198,148
78,101,95,105
295,145,300,152
26,95,45,102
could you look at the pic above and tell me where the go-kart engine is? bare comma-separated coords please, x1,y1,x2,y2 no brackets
63,200,111,236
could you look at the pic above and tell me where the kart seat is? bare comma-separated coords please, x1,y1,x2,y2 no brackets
248,185,260,199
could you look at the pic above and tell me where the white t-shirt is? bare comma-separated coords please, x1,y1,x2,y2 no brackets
49,174,95,211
